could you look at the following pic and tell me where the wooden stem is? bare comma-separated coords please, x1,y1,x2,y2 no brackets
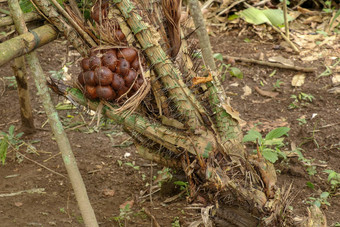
8,0,99,226
11,56,35,132
0,24,57,67
0,12,42,27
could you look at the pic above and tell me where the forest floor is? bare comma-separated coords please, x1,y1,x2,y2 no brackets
1,8,340,227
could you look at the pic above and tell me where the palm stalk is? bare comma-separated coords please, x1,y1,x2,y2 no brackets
113,0,208,131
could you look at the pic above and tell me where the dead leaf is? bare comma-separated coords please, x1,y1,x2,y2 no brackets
268,56,294,66
303,15,323,24
221,100,245,125
192,73,213,87
103,189,115,197
14,202,23,207
291,74,305,87
255,86,279,98
119,200,134,210
241,85,252,99
331,74,340,86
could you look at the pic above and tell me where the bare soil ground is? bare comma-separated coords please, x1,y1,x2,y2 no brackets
1,21,340,227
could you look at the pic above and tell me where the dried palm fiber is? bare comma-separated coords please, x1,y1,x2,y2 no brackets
162,0,182,58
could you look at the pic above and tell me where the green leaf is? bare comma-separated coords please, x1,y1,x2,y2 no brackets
320,192,329,199
239,8,293,26
306,181,314,189
329,9,340,30
8,125,15,136
229,67,243,79
263,137,284,146
262,149,278,163
314,200,321,208
242,129,262,142
0,136,9,165
213,53,224,62
265,127,290,140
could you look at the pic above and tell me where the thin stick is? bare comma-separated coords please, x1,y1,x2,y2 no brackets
283,0,289,39
271,25,299,53
8,0,99,226
49,0,97,47
223,54,315,72
0,188,45,197
17,151,67,178
217,0,246,16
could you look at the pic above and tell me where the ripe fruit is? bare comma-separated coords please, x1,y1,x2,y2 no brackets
102,52,118,71
78,72,85,86
89,56,101,70
96,85,116,101
116,59,130,76
131,58,140,70
114,30,125,42
111,73,125,91
81,58,90,71
85,85,98,99
117,48,137,63
124,69,137,87
94,66,113,85
83,71,97,86
117,85,129,98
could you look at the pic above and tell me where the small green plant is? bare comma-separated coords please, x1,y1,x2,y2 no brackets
173,180,189,196
124,162,140,170
243,127,290,163
306,192,330,208
111,203,132,227
324,169,340,191
213,53,243,80
0,125,24,165
273,79,284,89
289,92,314,109
307,166,317,176
171,216,181,227
59,207,66,214
297,118,307,125
4,76,17,89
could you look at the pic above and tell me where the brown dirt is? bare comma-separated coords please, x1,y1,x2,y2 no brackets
1,26,339,227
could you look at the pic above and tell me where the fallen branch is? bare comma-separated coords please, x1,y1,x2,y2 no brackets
0,24,57,67
0,11,42,27
223,54,316,72
0,188,45,197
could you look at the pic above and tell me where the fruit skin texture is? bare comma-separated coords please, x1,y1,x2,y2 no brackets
102,52,118,71
114,30,125,42
117,48,137,63
81,58,90,71
111,73,125,91
85,85,98,99
94,66,113,86
83,71,97,86
116,59,130,76
89,56,102,70
124,69,137,87
78,72,85,86
96,85,116,101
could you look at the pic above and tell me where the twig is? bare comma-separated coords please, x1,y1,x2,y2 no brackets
283,0,289,39
271,25,299,53
217,0,246,16
143,207,161,227
49,0,97,47
223,54,316,72
0,188,45,197
17,151,67,178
